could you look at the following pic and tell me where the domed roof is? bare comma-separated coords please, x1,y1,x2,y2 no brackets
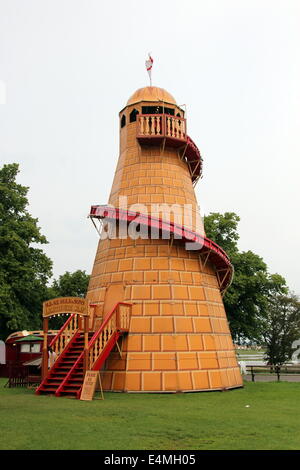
126,86,177,106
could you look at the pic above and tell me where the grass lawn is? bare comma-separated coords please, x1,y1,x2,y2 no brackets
0,378,299,450
236,349,266,356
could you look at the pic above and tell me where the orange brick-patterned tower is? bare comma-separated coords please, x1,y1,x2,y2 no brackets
87,86,243,392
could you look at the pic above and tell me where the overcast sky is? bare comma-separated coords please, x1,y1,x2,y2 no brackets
0,0,299,295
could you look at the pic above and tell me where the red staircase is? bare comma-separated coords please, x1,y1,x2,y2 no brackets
35,332,92,396
36,302,131,398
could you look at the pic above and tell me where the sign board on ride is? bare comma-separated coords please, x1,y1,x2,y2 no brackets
80,371,103,401
43,297,88,318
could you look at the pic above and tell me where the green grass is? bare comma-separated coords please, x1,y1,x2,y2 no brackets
236,349,266,356
0,378,300,450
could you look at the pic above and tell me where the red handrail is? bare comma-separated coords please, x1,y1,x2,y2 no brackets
49,313,76,348
88,302,131,348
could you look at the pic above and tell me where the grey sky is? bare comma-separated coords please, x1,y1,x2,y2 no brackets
0,0,299,294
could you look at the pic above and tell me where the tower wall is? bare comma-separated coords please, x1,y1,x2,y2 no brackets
88,236,242,391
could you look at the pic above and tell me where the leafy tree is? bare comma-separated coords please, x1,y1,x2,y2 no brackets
204,212,240,257
47,270,90,330
204,212,287,342
49,270,90,298
0,163,53,340
261,293,300,366
225,253,287,342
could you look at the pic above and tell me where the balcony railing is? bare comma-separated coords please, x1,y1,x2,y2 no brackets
137,114,187,142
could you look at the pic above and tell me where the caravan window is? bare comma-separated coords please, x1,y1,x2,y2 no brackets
20,343,41,353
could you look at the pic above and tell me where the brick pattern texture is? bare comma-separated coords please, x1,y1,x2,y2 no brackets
86,97,243,392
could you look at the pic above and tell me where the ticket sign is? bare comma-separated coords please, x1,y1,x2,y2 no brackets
43,297,87,318
80,371,104,401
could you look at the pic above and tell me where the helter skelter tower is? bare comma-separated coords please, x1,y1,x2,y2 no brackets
87,86,243,392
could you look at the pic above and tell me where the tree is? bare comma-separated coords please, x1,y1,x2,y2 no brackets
203,212,240,257
225,252,287,342
204,212,287,342
261,293,300,366
47,270,90,329
0,163,53,340
49,270,90,298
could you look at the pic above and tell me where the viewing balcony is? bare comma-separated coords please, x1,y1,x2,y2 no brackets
136,113,203,184
137,114,187,147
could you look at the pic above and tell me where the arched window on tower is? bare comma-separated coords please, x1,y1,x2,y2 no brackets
121,114,126,128
130,109,139,123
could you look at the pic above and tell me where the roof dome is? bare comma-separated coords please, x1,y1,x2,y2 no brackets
126,86,177,106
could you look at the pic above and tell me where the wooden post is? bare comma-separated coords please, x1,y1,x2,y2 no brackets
89,304,98,331
83,315,89,375
42,317,48,380
116,304,120,330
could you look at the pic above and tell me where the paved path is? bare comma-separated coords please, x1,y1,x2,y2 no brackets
243,374,300,382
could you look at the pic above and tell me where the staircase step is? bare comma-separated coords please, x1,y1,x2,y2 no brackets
61,384,80,389
39,387,58,392
55,366,73,370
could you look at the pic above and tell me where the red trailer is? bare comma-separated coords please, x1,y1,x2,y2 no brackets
3,330,57,385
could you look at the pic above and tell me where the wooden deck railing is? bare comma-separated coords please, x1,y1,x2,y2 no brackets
49,313,80,358
165,115,186,140
137,114,186,141
85,302,131,371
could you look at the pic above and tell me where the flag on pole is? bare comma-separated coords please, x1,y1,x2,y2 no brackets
145,54,153,86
